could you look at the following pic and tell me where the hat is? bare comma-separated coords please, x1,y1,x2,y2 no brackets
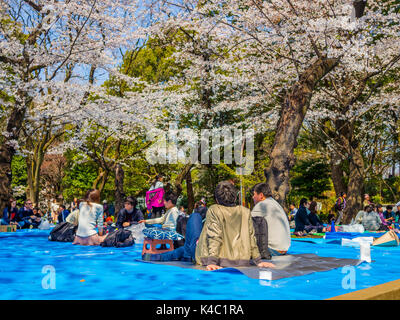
396,201,400,207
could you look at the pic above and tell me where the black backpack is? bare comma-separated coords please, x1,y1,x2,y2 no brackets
174,215,189,249
48,222,77,242
252,216,272,260
100,228,135,247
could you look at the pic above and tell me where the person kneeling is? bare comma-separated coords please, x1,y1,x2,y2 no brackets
73,189,107,246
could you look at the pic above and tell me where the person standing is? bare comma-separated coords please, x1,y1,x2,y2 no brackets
334,192,347,225
363,194,372,208
70,198,79,212
50,199,59,224
146,174,165,219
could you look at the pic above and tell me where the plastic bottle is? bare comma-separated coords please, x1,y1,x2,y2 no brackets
331,220,336,232
360,242,371,263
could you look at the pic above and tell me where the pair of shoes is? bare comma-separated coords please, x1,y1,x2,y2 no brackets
142,253,162,261
142,253,153,261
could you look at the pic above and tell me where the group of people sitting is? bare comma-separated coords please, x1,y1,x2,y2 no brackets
142,181,291,270
49,180,292,271
1,198,43,229
288,192,400,235
289,198,326,236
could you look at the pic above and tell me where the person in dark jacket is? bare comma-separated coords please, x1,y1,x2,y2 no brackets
193,199,208,220
57,205,70,224
16,199,35,228
294,198,310,234
308,201,323,227
116,196,144,229
295,199,325,235
1,198,19,225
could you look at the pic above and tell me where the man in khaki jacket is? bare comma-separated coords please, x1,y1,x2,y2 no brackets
195,181,275,271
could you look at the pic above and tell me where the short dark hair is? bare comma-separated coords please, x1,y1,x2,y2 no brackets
164,191,178,205
300,198,308,207
376,204,383,209
215,181,238,207
60,205,66,209
387,205,393,210
253,183,272,198
340,192,346,197
124,196,137,207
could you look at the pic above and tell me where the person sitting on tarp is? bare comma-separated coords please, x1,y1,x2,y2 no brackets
294,198,325,236
139,191,179,231
142,207,204,262
355,205,382,231
196,181,274,270
72,189,107,246
57,205,70,224
376,204,390,231
66,199,82,226
250,182,290,256
116,196,143,229
383,205,395,225
16,199,35,229
308,201,324,228
1,198,18,226
142,182,274,270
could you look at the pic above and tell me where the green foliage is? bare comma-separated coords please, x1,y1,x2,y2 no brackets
11,155,27,205
61,152,98,201
289,158,332,201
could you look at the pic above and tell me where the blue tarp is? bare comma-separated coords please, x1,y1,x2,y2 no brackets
325,232,382,240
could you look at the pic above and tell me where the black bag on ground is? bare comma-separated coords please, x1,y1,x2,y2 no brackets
174,215,189,249
100,228,135,247
252,216,272,260
48,222,77,242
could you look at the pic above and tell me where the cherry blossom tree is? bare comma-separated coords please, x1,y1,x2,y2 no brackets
135,0,400,210
0,0,150,209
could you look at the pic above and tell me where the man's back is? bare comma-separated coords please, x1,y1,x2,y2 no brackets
195,204,261,267
251,197,291,252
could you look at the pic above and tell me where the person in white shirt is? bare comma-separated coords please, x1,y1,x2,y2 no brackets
251,183,291,256
140,191,179,231
73,189,106,246
149,174,164,191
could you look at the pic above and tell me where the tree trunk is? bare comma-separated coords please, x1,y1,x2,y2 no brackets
114,163,125,214
264,57,339,208
0,94,31,210
186,169,194,214
334,118,365,224
343,145,365,224
175,164,194,197
330,151,347,197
